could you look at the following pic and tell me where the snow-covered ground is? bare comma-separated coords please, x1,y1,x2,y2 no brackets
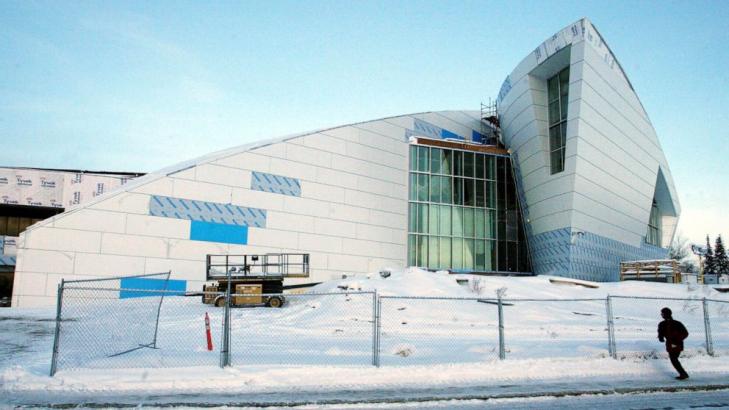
2,269,729,408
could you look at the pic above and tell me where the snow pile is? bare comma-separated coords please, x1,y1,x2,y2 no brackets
1,269,729,406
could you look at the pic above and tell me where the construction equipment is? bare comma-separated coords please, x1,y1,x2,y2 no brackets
203,253,310,308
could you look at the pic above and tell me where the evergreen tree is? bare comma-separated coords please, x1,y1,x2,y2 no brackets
714,235,729,275
704,235,716,275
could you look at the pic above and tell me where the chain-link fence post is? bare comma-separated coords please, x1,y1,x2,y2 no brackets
703,298,714,356
498,296,505,360
374,293,382,367
49,280,65,377
220,277,232,367
606,295,616,359
372,291,378,367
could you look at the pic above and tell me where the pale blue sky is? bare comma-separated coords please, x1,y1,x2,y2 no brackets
1,0,727,243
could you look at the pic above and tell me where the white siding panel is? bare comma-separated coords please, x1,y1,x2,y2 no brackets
126,214,190,239
101,233,168,258
74,253,146,276
53,209,127,234
24,227,101,253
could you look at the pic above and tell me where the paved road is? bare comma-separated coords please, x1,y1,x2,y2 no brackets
304,389,729,409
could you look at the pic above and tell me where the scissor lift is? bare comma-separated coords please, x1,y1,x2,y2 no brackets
203,253,310,308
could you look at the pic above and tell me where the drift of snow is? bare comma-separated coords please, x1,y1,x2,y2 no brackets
1,268,728,407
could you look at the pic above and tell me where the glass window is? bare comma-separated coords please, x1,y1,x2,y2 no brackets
439,205,451,236
418,146,429,172
428,236,439,268
454,177,464,205
409,146,417,171
452,206,463,236
439,237,451,269
475,240,486,271
646,200,661,246
485,209,496,238
417,203,428,234
485,157,495,180
429,175,440,203
406,144,530,274
408,203,417,232
452,238,463,270
464,207,474,238
430,148,442,174
475,180,485,208
453,151,463,176
442,150,452,175
485,181,496,208
429,205,439,235
463,178,475,207
417,235,428,267
0,216,7,236
409,173,417,201
547,67,569,175
464,152,475,177
417,174,429,202
463,239,475,270
440,176,452,204
408,235,417,266
485,240,496,271
475,209,485,239
475,154,485,179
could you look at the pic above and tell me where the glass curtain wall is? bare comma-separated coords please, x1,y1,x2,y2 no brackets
646,200,661,246
408,144,530,273
548,67,569,174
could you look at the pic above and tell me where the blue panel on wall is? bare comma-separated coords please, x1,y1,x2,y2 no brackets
441,129,464,140
251,171,301,196
149,195,266,228
530,227,669,282
0,256,15,266
0,236,4,255
119,278,186,299
472,130,484,144
410,118,465,141
190,220,248,245
413,119,442,139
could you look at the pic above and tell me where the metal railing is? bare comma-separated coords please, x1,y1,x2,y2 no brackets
50,281,729,375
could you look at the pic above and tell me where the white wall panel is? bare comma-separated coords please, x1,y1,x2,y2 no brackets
53,209,127,234
89,192,150,215
215,152,271,172
74,252,146,276
24,227,101,253
195,164,251,188
101,233,168,258
172,179,232,204
126,214,190,239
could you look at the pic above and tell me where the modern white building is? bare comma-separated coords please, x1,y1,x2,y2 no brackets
11,18,679,307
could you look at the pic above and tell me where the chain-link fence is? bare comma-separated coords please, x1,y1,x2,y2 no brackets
227,292,375,367
378,296,500,366
50,275,729,375
709,299,729,354
500,298,609,360
610,296,709,358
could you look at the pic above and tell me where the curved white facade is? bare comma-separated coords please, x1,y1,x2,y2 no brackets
498,18,680,280
12,111,487,307
11,18,680,307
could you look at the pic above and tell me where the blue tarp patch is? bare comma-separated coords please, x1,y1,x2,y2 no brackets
149,195,266,228
441,129,464,140
251,171,301,196
190,220,248,245
0,256,15,266
119,278,186,299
